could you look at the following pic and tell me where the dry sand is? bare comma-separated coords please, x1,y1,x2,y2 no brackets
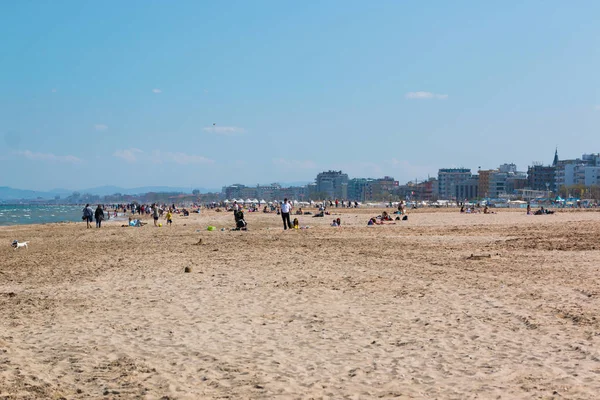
1,208,600,399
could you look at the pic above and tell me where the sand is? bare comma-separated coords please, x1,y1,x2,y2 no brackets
1,208,600,399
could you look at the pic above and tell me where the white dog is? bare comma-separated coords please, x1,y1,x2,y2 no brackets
11,240,28,250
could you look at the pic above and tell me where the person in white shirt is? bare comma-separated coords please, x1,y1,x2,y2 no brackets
280,198,292,230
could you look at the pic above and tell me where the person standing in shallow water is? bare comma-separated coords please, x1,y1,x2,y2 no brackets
281,198,292,230
94,205,104,228
83,204,94,229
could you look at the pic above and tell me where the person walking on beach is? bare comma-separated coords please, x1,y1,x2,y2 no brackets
152,203,160,227
281,198,292,230
83,204,94,229
94,205,105,228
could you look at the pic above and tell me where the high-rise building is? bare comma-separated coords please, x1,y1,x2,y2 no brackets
437,168,471,199
527,164,555,192
347,178,370,201
498,163,517,174
583,167,600,186
222,184,247,199
555,153,600,189
478,170,494,198
256,183,281,200
315,170,348,200
455,175,479,200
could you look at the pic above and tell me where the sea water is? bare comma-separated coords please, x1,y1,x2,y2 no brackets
0,204,90,226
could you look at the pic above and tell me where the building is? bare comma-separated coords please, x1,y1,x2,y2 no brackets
555,153,600,189
582,153,600,167
222,184,247,199
505,174,528,194
346,176,399,201
307,183,318,200
239,187,259,199
527,164,555,192
488,171,508,198
499,163,517,174
255,183,281,200
315,170,348,200
437,168,471,200
347,178,370,201
376,176,399,190
478,170,495,198
455,176,479,201
405,178,437,201
555,162,580,188
583,166,600,186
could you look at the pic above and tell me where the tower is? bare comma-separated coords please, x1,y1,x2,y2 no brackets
553,147,559,166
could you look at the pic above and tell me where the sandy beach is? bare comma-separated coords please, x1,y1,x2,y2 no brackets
1,208,600,399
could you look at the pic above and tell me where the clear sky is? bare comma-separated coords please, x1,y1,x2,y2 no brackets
1,1,599,191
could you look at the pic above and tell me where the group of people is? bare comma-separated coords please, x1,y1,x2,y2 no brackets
367,212,407,225
82,204,107,229
83,203,178,228
460,205,493,214
331,199,359,208
528,204,555,215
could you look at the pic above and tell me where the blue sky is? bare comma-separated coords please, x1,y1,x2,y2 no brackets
1,1,599,191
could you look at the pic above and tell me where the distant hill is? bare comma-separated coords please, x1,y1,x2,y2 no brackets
0,187,52,200
90,186,219,196
79,186,192,196
0,186,219,200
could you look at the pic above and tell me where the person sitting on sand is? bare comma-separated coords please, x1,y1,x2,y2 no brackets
381,211,393,221
263,205,270,213
331,219,338,227
460,206,465,213
336,218,341,226
296,207,303,215
527,204,532,215
483,206,489,214
534,206,554,215
124,217,146,227
293,218,299,229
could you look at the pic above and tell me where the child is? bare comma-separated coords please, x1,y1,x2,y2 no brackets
165,209,173,226
293,218,299,229
331,219,338,227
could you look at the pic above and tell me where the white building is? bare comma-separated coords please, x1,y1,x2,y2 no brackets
583,167,600,186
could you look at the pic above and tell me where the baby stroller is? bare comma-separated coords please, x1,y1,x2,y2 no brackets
234,210,247,230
